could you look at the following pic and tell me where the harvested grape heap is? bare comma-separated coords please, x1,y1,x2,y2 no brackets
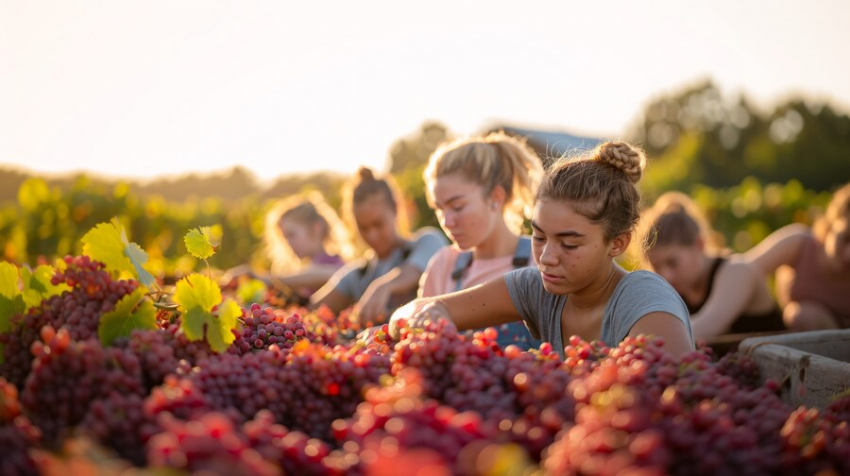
1,254,849,476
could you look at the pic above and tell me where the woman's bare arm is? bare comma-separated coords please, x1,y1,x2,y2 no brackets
271,264,342,291
628,312,695,357
690,259,762,338
744,224,809,275
389,277,521,338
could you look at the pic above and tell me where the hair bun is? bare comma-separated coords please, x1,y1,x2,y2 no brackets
357,166,375,182
596,141,645,183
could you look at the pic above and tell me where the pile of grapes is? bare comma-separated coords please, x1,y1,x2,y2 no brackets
1,255,848,475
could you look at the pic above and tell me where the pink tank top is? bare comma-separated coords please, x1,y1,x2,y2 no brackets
789,234,850,325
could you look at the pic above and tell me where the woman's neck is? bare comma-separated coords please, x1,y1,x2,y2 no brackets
376,236,406,260
567,262,625,310
472,221,518,260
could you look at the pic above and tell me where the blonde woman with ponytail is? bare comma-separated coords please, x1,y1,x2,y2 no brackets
418,132,544,350
222,191,353,302
377,141,694,359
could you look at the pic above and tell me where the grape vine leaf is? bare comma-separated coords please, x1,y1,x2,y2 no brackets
237,278,267,305
184,226,221,260
173,274,237,353
98,286,156,346
0,262,25,334
81,218,155,287
20,265,71,309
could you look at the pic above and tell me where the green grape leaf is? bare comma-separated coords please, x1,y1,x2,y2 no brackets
20,265,71,309
184,226,220,260
237,278,267,305
208,299,239,352
98,287,156,346
0,262,25,334
82,220,135,276
173,274,236,353
173,274,221,313
123,238,156,288
81,218,155,287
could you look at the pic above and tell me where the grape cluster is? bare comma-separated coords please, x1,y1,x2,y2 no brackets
0,415,41,476
144,375,213,422
189,342,391,442
79,392,155,466
0,378,40,476
147,412,281,476
243,410,355,476
22,327,109,445
239,304,316,352
0,255,137,388
778,406,850,474
122,328,182,390
333,369,497,476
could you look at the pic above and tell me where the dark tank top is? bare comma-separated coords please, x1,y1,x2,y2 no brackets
687,257,786,334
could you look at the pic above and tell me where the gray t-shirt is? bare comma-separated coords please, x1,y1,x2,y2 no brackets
504,267,692,360
328,227,448,311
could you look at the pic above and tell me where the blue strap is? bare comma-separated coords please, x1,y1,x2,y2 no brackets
451,251,473,292
512,236,532,268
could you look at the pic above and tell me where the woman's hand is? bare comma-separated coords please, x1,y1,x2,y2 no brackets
355,281,393,326
387,299,454,340
356,325,384,345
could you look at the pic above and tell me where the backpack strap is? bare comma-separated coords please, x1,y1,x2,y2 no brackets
512,236,532,268
359,241,413,278
451,251,474,292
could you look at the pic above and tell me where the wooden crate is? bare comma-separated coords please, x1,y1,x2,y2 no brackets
738,329,850,409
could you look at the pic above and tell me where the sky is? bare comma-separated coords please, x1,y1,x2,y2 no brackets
2,0,849,183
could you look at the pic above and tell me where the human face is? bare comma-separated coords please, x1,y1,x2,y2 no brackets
352,193,399,259
531,200,616,295
280,218,321,260
431,174,499,250
824,216,850,273
646,243,704,294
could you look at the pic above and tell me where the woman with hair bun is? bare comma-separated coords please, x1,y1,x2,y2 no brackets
418,131,544,350
640,192,785,338
377,141,694,359
311,166,447,324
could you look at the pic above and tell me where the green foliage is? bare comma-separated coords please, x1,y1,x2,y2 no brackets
236,278,267,306
389,121,451,232
172,274,238,352
0,262,24,334
98,287,157,346
184,226,221,260
629,80,850,193
81,219,155,287
21,265,71,309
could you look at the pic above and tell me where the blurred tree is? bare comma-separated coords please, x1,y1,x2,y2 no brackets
387,121,452,231
628,80,850,195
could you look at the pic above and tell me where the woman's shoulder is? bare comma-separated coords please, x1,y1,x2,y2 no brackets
408,227,448,247
610,270,689,319
617,270,682,301
428,245,460,268
412,226,448,241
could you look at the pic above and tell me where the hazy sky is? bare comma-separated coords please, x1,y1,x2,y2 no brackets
2,0,849,182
